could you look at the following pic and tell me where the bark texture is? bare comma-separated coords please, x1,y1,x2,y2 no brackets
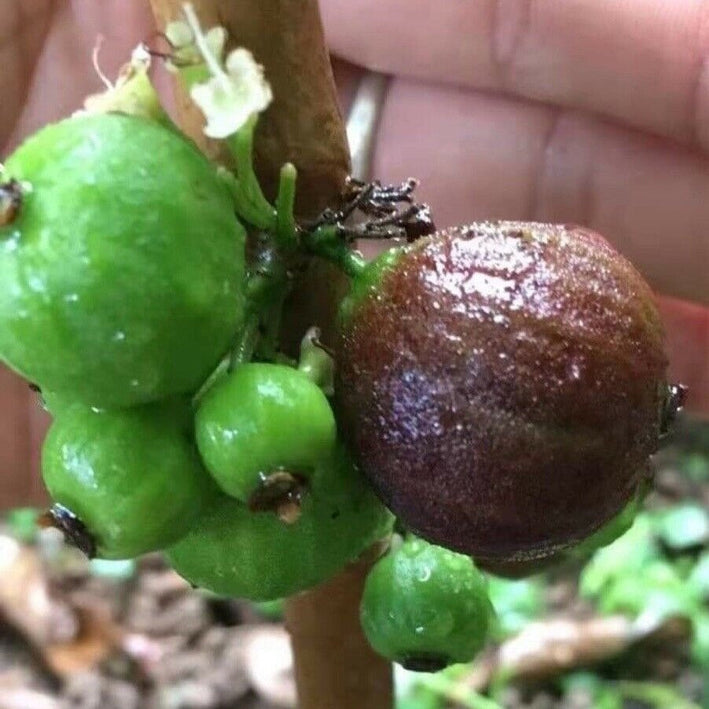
148,2,392,707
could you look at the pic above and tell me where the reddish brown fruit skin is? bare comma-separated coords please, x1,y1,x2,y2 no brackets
335,222,667,566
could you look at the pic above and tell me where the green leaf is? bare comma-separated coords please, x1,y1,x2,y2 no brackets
654,504,709,550
396,689,444,709
5,507,40,543
561,673,623,709
595,560,701,623
681,453,709,483
688,552,709,598
486,576,545,638
580,514,659,599
416,672,502,709
690,611,709,666
617,681,703,709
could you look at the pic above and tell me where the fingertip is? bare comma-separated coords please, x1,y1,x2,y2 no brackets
657,296,709,419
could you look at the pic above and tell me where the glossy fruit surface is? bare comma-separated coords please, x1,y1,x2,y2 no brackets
42,401,209,559
195,363,336,501
360,536,494,671
38,389,70,416
478,482,647,578
336,222,668,566
0,113,245,407
166,442,393,600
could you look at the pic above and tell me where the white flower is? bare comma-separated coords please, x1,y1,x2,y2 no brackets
190,48,272,139
175,3,273,139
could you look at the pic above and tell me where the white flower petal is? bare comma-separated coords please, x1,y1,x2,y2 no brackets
190,48,272,139
165,20,193,50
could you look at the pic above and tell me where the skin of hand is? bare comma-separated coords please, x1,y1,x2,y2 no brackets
2,0,707,415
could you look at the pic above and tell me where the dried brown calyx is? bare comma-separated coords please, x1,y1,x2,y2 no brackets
0,179,23,227
247,471,309,524
39,503,97,559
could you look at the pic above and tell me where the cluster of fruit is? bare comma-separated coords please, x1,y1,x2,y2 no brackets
0,109,396,595
0,105,495,667
0,14,679,671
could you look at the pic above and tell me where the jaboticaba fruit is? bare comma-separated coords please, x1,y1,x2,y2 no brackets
166,442,394,600
0,113,245,408
360,536,494,671
335,222,669,567
42,400,210,560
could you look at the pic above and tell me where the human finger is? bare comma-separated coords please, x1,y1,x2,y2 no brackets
322,0,709,156
657,296,709,417
0,0,54,146
5,0,155,152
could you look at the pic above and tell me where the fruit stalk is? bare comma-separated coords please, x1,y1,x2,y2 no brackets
148,2,393,707
285,542,393,709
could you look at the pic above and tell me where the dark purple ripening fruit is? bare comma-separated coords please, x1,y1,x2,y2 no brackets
335,221,670,569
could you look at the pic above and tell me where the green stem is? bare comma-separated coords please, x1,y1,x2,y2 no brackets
230,313,260,368
226,117,277,230
297,327,334,394
276,163,299,252
244,244,297,361
302,225,367,279
192,315,259,403
256,297,287,361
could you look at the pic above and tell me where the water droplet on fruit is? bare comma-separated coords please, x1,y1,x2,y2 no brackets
417,567,432,582
28,275,45,294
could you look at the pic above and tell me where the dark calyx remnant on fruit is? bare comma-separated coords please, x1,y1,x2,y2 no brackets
0,180,23,227
39,503,97,559
336,221,670,564
247,470,309,524
400,653,450,673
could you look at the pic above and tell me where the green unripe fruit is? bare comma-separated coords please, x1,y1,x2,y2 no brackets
42,401,210,559
195,363,337,502
0,113,246,408
360,536,494,671
37,389,69,416
166,443,393,600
